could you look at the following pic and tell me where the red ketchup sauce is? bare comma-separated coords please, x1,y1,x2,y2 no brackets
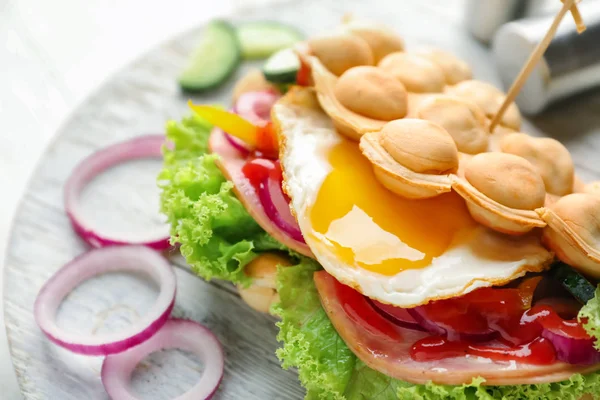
411,292,590,364
296,58,312,87
331,273,589,365
410,303,589,365
407,277,591,364
410,336,557,365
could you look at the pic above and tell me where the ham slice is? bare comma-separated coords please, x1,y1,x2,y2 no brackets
314,270,600,385
209,129,314,258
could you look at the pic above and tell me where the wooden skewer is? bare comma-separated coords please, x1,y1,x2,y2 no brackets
566,0,587,33
489,0,585,132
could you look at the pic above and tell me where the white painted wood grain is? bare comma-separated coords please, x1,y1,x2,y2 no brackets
0,0,241,397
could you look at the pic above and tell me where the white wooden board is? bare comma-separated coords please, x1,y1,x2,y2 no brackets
4,0,600,399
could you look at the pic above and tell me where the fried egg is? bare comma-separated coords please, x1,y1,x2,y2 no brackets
273,88,552,307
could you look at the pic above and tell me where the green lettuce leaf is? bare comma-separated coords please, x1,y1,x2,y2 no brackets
580,287,600,350
275,262,600,400
158,114,290,285
273,259,355,400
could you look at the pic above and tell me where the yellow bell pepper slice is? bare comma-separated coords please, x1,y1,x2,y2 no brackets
188,101,258,148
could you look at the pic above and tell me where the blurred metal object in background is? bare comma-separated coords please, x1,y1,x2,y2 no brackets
465,0,526,43
493,1,600,114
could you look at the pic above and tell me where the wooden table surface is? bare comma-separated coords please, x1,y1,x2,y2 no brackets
2,0,599,398
0,0,238,397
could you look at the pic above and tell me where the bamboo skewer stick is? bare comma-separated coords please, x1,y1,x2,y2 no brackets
567,0,587,33
490,0,586,132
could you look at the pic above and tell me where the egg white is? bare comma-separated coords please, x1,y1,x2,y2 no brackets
273,89,552,307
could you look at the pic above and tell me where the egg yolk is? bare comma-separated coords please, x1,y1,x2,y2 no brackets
309,139,476,276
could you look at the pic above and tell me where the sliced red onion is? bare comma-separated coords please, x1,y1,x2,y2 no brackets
64,135,171,250
257,175,305,243
234,91,279,125
542,329,600,365
407,307,497,343
102,319,224,400
223,131,251,156
368,299,425,332
34,246,176,355
407,307,446,336
222,107,251,156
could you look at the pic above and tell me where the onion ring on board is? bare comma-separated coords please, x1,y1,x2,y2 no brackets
64,135,171,250
101,319,224,400
34,246,176,355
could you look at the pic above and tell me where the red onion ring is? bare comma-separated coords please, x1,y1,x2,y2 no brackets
223,107,252,156
224,91,279,155
102,319,224,400
64,135,171,250
234,91,279,125
223,130,251,156
368,299,426,332
257,175,305,243
407,307,497,342
542,329,600,365
533,298,600,365
407,307,447,336
34,246,176,355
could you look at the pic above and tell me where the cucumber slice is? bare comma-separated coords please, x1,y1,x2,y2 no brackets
263,48,300,84
551,262,596,304
179,20,241,92
237,21,304,60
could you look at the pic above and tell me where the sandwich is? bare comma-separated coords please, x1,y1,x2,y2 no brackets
159,17,600,400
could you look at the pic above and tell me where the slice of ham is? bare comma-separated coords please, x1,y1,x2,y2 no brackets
209,129,314,258
314,270,600,385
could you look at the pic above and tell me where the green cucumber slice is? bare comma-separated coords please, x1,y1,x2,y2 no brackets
179,20,241,92
262,48,300,84
551,262,596,304
237,21,303,60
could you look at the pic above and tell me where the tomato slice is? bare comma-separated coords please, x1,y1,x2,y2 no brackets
241,158,276,188
256,122,278,157
296,58,311,86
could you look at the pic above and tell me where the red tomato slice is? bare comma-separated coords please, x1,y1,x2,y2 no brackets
241,158,276,187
